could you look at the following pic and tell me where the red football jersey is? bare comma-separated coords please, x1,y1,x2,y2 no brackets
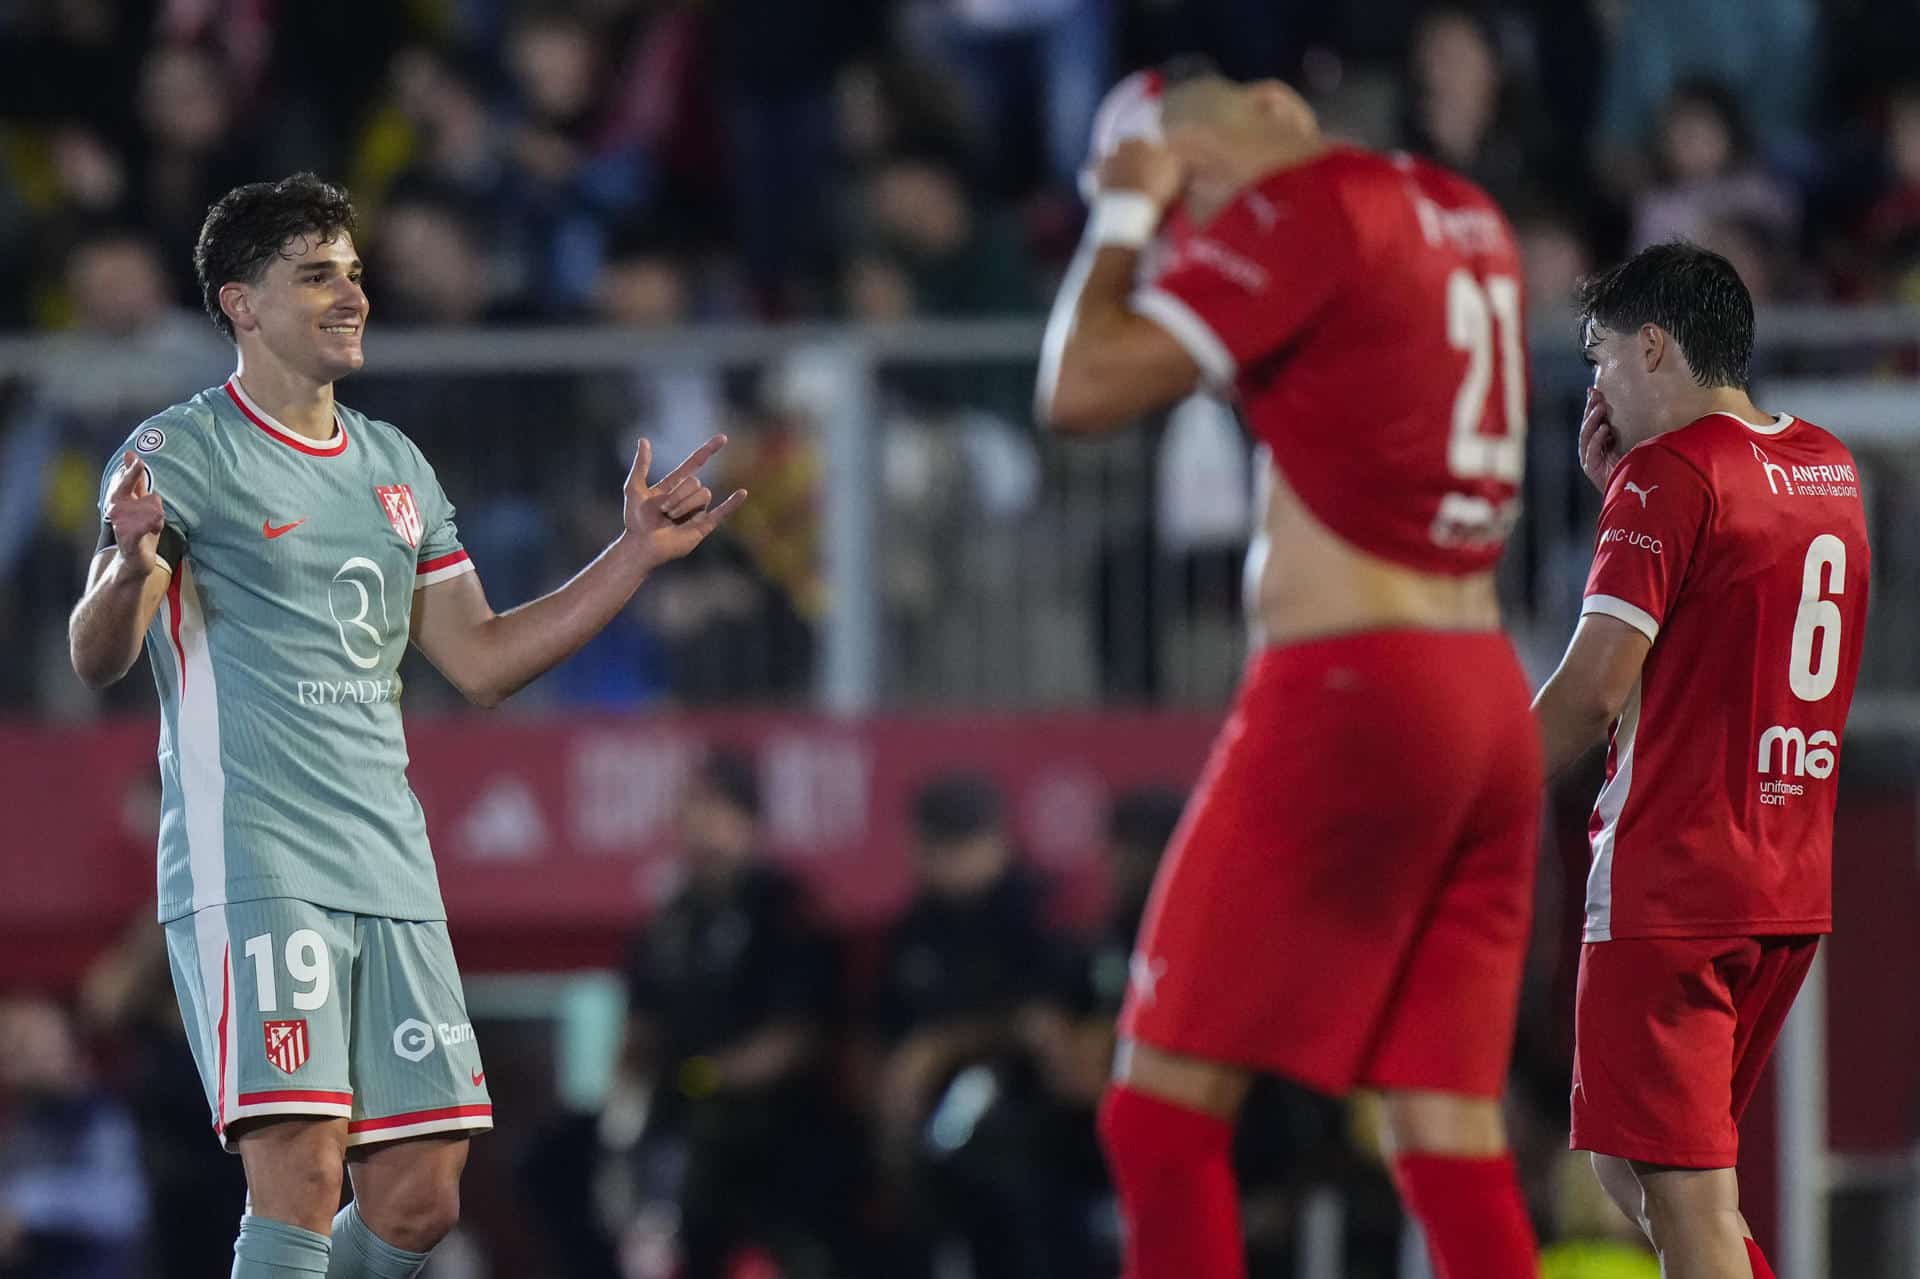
1581,412,1871,941
1134,146,1527,574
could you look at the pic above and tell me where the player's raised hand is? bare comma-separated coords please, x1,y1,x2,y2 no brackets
1097,139,1186,214
102,452,165,572
1579,388,1625,493
622,434,747,570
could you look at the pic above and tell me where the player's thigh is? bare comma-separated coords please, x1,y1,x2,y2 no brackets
1360,777,1539,1096
1571,937,1746,1168
165,898,356,1148
345,916,493,1148
1119,636,1476,1094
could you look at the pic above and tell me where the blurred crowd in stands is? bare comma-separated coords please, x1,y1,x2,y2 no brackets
8,0,1920,333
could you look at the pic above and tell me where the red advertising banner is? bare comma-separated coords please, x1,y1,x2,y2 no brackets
0,711,1221,966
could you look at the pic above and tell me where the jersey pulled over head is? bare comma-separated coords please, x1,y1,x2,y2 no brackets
195,172,368,383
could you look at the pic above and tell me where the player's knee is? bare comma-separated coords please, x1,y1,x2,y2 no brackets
368,1178,461,1254
236,1122,348,1231
1379,1089,1505,1158
1636,1167,1739,1249
1098,1082,1231,1186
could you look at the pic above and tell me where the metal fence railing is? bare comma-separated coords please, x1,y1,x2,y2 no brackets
2,308,1916,716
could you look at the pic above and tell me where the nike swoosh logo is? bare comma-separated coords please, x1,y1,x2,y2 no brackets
471,1070,485,1087
262,518,307,539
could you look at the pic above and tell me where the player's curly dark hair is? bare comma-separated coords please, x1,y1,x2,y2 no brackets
194,172,358,340
1576,241,1755,389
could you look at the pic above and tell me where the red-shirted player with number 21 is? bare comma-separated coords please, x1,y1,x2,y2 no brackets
1038,67,1541,1279
1533,243,1870,1279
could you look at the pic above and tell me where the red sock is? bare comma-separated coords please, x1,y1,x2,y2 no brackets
1098,1084,1245,1279
1745,1237,1778,1278
1391,1152,1539,1279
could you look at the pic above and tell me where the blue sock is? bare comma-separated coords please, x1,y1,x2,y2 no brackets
232,1214,331,1277
325,1200,434,1278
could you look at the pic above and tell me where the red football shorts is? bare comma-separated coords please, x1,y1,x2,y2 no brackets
1571,935,1819,1167
1117,628,1542,1097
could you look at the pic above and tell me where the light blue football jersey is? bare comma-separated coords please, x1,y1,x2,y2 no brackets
99,378,475,923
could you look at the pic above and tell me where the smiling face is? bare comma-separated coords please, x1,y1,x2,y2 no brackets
226,231,369,382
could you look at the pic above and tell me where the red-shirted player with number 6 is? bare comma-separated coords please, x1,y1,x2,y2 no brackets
1534,244,1870,1279
1039,67,1541,1279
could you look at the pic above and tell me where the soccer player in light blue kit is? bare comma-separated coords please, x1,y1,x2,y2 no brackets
68,173,745,1279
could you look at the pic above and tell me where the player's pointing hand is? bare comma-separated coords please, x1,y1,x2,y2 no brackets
623,434,747,571
103,451,165,573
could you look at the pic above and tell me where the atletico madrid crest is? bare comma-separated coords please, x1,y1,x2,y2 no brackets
264,1019,310,1074
375,484,423,548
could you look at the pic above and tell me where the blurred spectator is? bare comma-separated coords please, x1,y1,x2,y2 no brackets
41,124,133,238
0,226,225,715
621,748,853,1279
626,367,817,705
352,45,515,238
708,0,874,312
868,771,1076,1278
34,227,230,428
899,0,1110,199
0,998,148,1278
499,11,652,313
1399,5,1554,211
845,149,1039,425
1854,83,1920,296
366,186,505,326
78,927,248,1279
524,749,854,1279
849,151,1039,324
1595,0,1817,191
59,774,246,1279
1014,786,1188,1274
131,41,262,307
590,221,728,474
1629,79,1798,258
1516,205,1597,313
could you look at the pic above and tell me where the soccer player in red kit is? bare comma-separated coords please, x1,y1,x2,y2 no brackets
1533,242,1870,1279
1037,70,1542,1279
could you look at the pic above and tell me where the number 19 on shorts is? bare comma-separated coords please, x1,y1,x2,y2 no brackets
244,930,334,1012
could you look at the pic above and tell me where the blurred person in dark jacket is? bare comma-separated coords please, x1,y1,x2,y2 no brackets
520,748,852,1279
626,748,853,1279
0,999,148,1279
868,771,1080,1279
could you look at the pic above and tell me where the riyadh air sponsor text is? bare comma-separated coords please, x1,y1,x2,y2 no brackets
296,678,400,706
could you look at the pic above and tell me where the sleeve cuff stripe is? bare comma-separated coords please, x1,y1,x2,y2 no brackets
1130,288,1237,386
1582,594,1660,642
417,549,470,574
417,557,476,587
